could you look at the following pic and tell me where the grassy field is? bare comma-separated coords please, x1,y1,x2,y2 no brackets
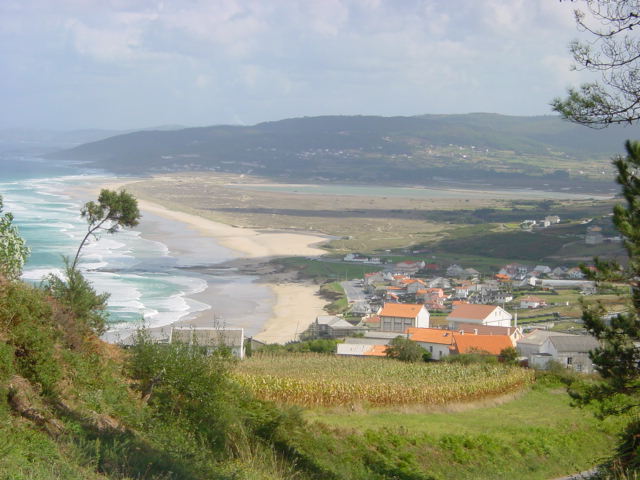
511,289,629,324
274,256,381,281
125,172,618,259
233,353,622,480
234,353,534,408
304,384,624,480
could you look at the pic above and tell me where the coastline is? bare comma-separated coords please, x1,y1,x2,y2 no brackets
97,178,329,344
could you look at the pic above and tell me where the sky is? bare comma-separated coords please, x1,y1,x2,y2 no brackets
0,0,597,130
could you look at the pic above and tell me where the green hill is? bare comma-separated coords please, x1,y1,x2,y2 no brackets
48,113,640,192
0,277,625,480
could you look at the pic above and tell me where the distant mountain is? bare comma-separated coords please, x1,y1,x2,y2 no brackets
47,113,640,191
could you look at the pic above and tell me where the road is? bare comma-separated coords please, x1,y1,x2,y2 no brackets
340,280,367,303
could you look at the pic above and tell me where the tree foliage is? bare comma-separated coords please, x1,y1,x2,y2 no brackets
44,190,139,336
386,336,429,363
574,141,640,408
0,195,30,280
552,1,640,126
72,189,140,269
43,259,110,336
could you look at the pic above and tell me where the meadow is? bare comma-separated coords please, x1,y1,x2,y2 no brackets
234,353,534,408
125,172,617,258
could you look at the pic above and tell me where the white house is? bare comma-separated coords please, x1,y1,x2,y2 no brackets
378,303,430,332
519,295,547,309
446,304,512,329
517,330,599,373
406,327,455,360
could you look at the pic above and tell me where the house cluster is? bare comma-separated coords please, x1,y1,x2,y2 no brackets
495,262,590,283
520,215,561,230
328,301,598,372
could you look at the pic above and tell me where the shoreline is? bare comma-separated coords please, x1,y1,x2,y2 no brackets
96,178,330,344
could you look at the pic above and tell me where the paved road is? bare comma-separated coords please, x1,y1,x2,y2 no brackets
340,280,367,303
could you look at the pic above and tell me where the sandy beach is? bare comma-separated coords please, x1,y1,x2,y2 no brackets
96,178,330,344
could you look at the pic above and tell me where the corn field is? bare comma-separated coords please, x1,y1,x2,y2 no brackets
234,353,534,407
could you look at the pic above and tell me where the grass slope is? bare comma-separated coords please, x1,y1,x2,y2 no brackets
305,384,624,480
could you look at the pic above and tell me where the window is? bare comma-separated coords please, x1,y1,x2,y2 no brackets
429,346,433,353
567,357,573,366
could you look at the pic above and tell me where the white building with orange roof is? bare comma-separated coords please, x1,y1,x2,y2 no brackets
406,327,456,360
446,304,512,329
519,295,547,309
378,303,430,333
451,332,513,356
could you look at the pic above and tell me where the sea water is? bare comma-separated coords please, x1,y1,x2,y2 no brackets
0,151,272,336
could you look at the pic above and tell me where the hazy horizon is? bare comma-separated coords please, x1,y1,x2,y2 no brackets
2,1,595,131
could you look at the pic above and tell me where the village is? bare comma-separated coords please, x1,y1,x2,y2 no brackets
300,256,603,372
165,250,610,375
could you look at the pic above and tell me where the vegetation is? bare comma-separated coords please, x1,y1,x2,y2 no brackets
72,189,141,269
257,338,340,354
306,384,626,480
552,1,640,126
386,336,430,363
49,114,637,192
234,353,533,408
0,194,30,280
43,260,110,336
319,281,349,314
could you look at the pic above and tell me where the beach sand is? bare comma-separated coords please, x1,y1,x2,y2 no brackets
96,179,330,344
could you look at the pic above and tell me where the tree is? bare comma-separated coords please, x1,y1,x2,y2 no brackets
0,195,30,280
553,3,640,474
72,189,140,270
44,190,140,336
43,259,110,336
552,1,640,126
385,336,429,363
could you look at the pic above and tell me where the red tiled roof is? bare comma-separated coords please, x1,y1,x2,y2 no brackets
455,323,517,337
406,327,455,345
379,303,426,318
452,333,513,355
447,304,499,321
364,345,388,357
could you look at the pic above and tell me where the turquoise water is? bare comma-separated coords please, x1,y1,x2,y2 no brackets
0,152,245,332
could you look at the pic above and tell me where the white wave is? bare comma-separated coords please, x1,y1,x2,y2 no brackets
22,267,64,281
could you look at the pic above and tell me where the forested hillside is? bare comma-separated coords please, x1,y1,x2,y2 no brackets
48,113,640,192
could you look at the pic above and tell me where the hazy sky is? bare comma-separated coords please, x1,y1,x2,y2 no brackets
1,0,595,130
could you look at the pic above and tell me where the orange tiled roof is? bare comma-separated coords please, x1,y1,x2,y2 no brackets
406,327,455,345
452,333,513,355
364,345,388,357
447,304,499,321
416,289,429,295
451,300,468,306
365,315,380,324
379,303,426,318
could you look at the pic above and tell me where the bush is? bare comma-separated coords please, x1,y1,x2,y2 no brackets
43,262,109,336
386,336,429,363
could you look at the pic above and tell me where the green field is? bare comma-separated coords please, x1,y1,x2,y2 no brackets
303,384,623,480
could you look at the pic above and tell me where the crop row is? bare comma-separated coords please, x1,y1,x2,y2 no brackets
234,353,534,407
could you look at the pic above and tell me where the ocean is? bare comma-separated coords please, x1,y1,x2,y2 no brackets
0,150,273,338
